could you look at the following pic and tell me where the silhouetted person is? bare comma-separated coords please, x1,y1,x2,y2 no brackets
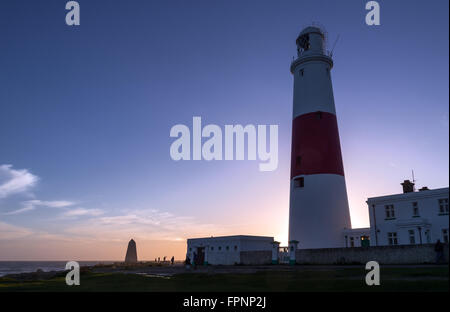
163,256,166,262
171,256,175,265
435,239,444,264
158,257,160,263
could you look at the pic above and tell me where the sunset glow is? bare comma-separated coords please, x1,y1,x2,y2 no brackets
0,0,448,261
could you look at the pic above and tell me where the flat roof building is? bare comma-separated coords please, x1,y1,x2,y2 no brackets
187,235,274,265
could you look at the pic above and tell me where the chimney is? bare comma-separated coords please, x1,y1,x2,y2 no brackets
419,186,430,191
401,180,415,193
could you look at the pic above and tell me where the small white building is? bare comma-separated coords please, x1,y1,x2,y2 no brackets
367,180,449,246
186,235,274,265
342,227,371,247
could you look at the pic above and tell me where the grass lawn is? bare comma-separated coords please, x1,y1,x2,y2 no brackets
0,266,448,292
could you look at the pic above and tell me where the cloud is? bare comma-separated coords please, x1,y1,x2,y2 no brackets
0,221,33,239
24,200,75,208
0,221,77,242
0,164,240,249
2,206,35,216
2,207,219,244
63,208,222,242
3,199,76,215
0,164,38,199
98,213,165,226
62,208,104,217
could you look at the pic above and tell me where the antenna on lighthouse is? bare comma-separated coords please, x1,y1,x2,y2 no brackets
412,169,416,191
330,34,340,57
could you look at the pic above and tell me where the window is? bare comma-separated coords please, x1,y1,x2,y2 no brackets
443,229,449,244
300,69,304,76
425,230,431,244
388,232,398,245
385,205,395,219
226,246,229,251
210,246,214,251
218,246,222,251
438,198,449,214
294,177,304,188
189,248,192,251
234,245,238,251
350,237,355,247
412,202,419,217
408,230,416,244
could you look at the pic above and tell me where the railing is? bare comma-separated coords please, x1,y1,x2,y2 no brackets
292,49,333,61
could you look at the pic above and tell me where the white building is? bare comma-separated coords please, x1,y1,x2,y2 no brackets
342,227,371,247
367,180,449,247
186,235,274,265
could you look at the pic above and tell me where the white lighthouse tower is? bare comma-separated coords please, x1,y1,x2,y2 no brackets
288,26,351,249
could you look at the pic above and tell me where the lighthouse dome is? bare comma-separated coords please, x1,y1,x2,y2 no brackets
295,26,326,56
298,26,324,37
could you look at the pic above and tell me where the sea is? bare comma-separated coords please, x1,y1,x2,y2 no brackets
0,261,116,277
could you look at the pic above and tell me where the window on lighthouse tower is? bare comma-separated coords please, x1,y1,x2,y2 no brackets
299,34,310,51
294,177,304,188
296,34,310,55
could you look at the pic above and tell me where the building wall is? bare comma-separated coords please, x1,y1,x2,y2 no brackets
240,238,274,252
368,188,449,246
294,244,449,264
240,251,272,265
187,235,273,265
187,237,240,265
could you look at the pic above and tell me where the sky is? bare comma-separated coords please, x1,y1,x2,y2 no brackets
0,0,448,261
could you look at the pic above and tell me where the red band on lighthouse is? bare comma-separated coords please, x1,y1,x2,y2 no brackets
290,111,344,179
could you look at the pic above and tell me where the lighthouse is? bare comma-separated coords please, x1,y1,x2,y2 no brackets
288,26,351,249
